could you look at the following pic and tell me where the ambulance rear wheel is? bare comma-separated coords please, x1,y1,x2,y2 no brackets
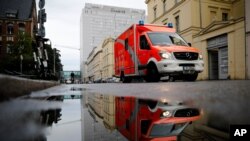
120,72,132,83
145,64,160,82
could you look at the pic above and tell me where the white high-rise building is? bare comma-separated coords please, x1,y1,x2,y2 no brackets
80,3,145,81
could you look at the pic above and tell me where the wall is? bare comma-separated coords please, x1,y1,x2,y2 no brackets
0,74,59,101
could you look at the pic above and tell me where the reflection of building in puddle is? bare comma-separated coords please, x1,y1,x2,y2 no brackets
82,93,126,141
84,93,201,141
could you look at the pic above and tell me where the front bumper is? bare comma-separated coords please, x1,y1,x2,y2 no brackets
156,59,204,74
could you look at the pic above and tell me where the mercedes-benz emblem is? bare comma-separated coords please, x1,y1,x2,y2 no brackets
186,52,192,59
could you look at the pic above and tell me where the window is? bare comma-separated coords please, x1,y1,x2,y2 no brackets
210,11,217,22
140,35,150,50
7,23,14,35
163,0,167,13
222,13,228,21
175,16,180,32
18,23,25,33
153,6,157,20
125,38,128,50
126,119,130,131
6,36,14,41
147,32,188,46
175,0,181,4
141,120,151,135
7,44,12,54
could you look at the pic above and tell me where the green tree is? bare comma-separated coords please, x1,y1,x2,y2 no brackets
0,32,35,75
44,43,63,80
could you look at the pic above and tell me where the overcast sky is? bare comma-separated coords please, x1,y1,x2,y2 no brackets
39,0,147,71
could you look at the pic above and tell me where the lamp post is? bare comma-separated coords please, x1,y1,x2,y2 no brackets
20,55,23,74
53,48,60,76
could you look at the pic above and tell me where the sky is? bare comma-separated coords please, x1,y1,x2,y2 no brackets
39,0,147,71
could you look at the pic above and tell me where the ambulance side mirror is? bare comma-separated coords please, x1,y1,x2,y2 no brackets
188,43,192,47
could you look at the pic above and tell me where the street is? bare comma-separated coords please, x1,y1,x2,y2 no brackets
0,80,249,141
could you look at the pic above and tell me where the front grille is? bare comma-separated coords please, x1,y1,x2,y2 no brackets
174,52,198,60
174,108,200,117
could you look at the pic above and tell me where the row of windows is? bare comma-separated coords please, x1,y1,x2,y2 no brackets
0,23,25,35
153,1,230,33
154,0,181,20
0,36,14,41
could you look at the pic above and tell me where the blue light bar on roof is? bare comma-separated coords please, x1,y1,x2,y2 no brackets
167,23,173,28
139,20,144,26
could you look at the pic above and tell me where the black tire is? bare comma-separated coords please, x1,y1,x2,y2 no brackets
169,76,175,82
183,73,198,81
145,63,160,82
120,72,132,83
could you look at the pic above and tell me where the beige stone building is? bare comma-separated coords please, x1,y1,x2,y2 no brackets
145,0,246,80
87,93,104,118
86,45,103,82
85,37,115,82
103,95,116,131
102,38,115,82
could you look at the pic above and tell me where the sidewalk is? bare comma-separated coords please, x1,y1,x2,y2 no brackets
0,74,59,101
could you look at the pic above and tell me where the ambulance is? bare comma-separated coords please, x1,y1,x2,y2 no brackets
114,21,204,82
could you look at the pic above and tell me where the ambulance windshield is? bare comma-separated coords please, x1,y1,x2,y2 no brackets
147,32,188,47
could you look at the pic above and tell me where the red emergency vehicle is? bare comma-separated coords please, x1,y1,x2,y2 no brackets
114,21,204,82
115,97,201,141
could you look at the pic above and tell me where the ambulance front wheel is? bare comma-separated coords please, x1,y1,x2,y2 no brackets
145,63,160,82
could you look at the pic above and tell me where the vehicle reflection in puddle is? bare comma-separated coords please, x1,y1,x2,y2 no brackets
83,93,201,141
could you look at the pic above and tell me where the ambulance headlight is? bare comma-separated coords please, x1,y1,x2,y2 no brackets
161,110,172,118
160,52,172,60
199,54,203,60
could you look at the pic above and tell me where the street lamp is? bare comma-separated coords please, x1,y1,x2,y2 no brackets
20,55,23,74
53,48,60,75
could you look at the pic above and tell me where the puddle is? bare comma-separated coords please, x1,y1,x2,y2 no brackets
1,84,249,141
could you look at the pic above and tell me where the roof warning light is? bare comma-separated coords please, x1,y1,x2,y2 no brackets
139,20,144,26
167,23,173,28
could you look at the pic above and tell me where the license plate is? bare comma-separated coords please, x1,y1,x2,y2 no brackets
183,66,195,74
183,66,195,71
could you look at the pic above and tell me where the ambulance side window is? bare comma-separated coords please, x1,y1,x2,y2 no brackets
140,35,150,50
125,38,128,50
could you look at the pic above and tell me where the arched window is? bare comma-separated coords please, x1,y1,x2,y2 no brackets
7,23,14,35
18,23,25,33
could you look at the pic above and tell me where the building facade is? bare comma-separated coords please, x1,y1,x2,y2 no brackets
86,45,103,82
80,3,145,81
0,0,38,58
86,37,116,83
145,0,246,80
102,38,115,82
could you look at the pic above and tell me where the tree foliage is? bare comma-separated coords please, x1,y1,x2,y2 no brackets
0,32,35,74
